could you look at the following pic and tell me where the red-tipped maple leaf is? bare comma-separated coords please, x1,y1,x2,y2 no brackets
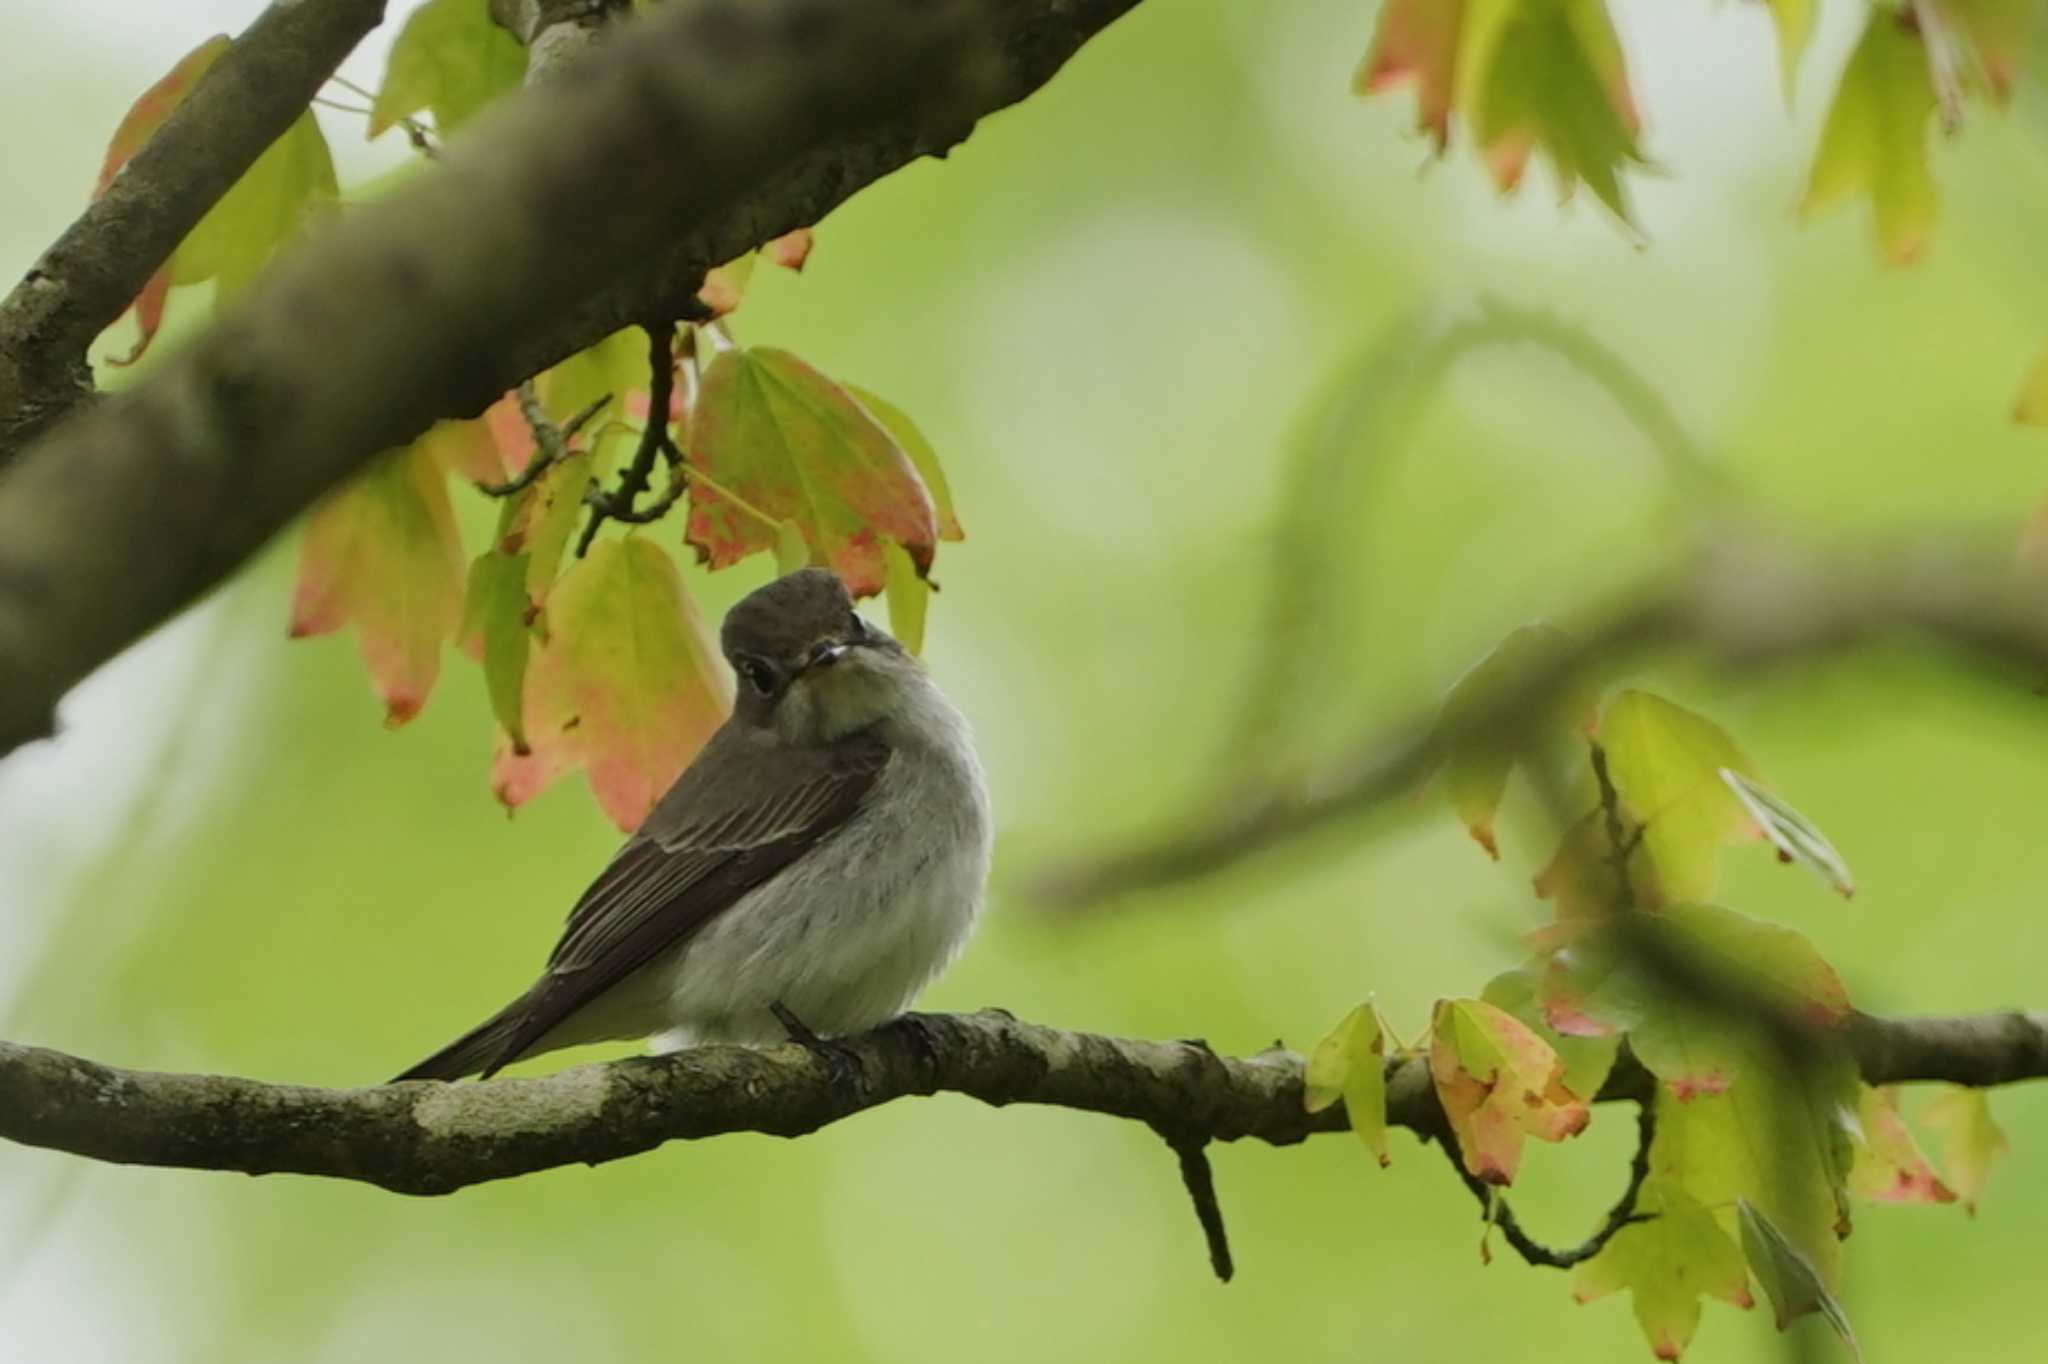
1355,0,1464,149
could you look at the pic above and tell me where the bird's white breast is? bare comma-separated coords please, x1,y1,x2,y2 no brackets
648,676,993,1048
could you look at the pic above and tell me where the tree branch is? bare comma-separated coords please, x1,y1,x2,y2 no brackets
0,0,388,460
0,1007,2037,1197
0,0,1144,758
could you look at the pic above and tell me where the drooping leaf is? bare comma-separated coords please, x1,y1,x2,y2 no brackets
496,537,729,830
93,34,231,365
1847,1085,1956,1205
1800,12,1939,265
1736,1200,1863,1358
880,539,931,656
371,0,526,138
1926,0,2036,102
1599,691,1763,903
1920,1085,2008,1213
1761,0,1818,97
1431,623,1592,859
171,103,338,300
1456,0,1648,221
1571,1178,1753,1361
290,445,466,726
1355,0,1465,150
501,421,631,604
843,384,964,541
460,549,534,749
687,347,941,596
1429,997,1590,1185
1720,769,1856,898
698,254,758,319
1304,1001,1391,1165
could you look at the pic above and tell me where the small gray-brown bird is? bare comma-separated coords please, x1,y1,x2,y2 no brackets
394,567,991,1081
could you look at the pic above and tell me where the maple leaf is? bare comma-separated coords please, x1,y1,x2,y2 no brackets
1428,997,1590,1185
459,549,534,749
1430,622,1594,859
290,444,466,726
371,0,526,138
686,347,941,597
764,228,816,271
1455,0,1648,221
1800,11,1939,265
697,255,757,319
1481,965,1619,1100
494,537,730,831
1737,1200,1863,1359
1919,1084,2009,1213
1572,1177,1753,1360
170,100,338,301
1355,0,1465,150
93,34,231,365
1599,690,1765,904
843,385,964,542
1759,0,1819,98
1846,1084,1956,1205
1304,1001,1392,1165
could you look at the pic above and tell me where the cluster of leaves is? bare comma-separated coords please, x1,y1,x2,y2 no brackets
1358,0,2048,418
95,1,963,831
1306,628,2009,1360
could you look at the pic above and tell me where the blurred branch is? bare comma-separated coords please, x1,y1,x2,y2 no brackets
1037,534,2048,907
0,0,386,461
0,0,1146,757
0,1006,2038,1197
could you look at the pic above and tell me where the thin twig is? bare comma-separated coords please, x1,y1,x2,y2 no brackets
475,389,611,497
1433,1100,1658,1270
1161,1133,1234,1282
576,322,679,555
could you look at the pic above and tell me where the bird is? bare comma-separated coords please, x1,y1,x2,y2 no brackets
392,566,992,1082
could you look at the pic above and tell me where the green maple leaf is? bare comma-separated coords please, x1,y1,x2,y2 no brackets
1304,1001,1392,1165
371,0,526,138
171,100,338,300
289,445,466,726
1920,1085,2009,1213
1599,690,1763,903
1430,622,1593,859
1801,11,1939,265
1572,1178,1753,1361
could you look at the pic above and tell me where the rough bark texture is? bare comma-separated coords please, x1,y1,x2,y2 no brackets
0,0,1144,756
0,0,390,461
0,1008,2038,1195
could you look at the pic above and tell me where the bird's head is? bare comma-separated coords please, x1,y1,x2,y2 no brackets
721,567,920,742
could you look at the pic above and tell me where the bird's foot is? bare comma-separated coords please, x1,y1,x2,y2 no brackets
771,1002,865,1092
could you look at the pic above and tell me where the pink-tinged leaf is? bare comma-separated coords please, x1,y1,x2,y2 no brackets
765,228,816,271
93,34,231,365
419,415,507,483
843,384,964,542
506,537,731,830
1355,0,1464,150
289,445,465,726
698,254,758,318
1429,997,1590,1185
1847,1085,1955,1205
687,347,941,596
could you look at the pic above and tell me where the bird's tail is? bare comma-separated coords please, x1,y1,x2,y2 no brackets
390,997,530,1083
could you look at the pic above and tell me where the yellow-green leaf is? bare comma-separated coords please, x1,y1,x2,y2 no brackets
1847,1085,1956,1205
171,105,338,299
881,539,931,656
1800,12,1939,265
1721,768,1856,897
1304,1001,1391,1165
1572,1179,1754,1361
1763,0,1818,98
1432,622,1591,859
1599,690,1762,903
289,445,465,726
460,550,533,748
371,0,526,137
494,537,730,830
1920,1085,2008,1213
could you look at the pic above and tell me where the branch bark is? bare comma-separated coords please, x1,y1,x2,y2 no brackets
0,0,389,460
0,0,1143,757
0,1007,2038,1195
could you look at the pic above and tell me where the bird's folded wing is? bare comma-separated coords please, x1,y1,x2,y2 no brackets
481,727,892,1073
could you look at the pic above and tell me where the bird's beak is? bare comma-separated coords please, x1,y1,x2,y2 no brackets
805,641,850,671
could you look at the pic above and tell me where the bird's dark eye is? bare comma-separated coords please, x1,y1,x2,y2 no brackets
847,611,869,640
737,657,777,694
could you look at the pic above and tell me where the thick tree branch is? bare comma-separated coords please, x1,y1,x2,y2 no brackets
0,0,388,460
0,0,1143,757
0,1007,2037,1196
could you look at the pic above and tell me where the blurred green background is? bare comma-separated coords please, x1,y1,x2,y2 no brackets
4,0,2047,1360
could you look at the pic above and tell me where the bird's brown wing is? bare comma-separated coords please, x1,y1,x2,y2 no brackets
476,725,891,1077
